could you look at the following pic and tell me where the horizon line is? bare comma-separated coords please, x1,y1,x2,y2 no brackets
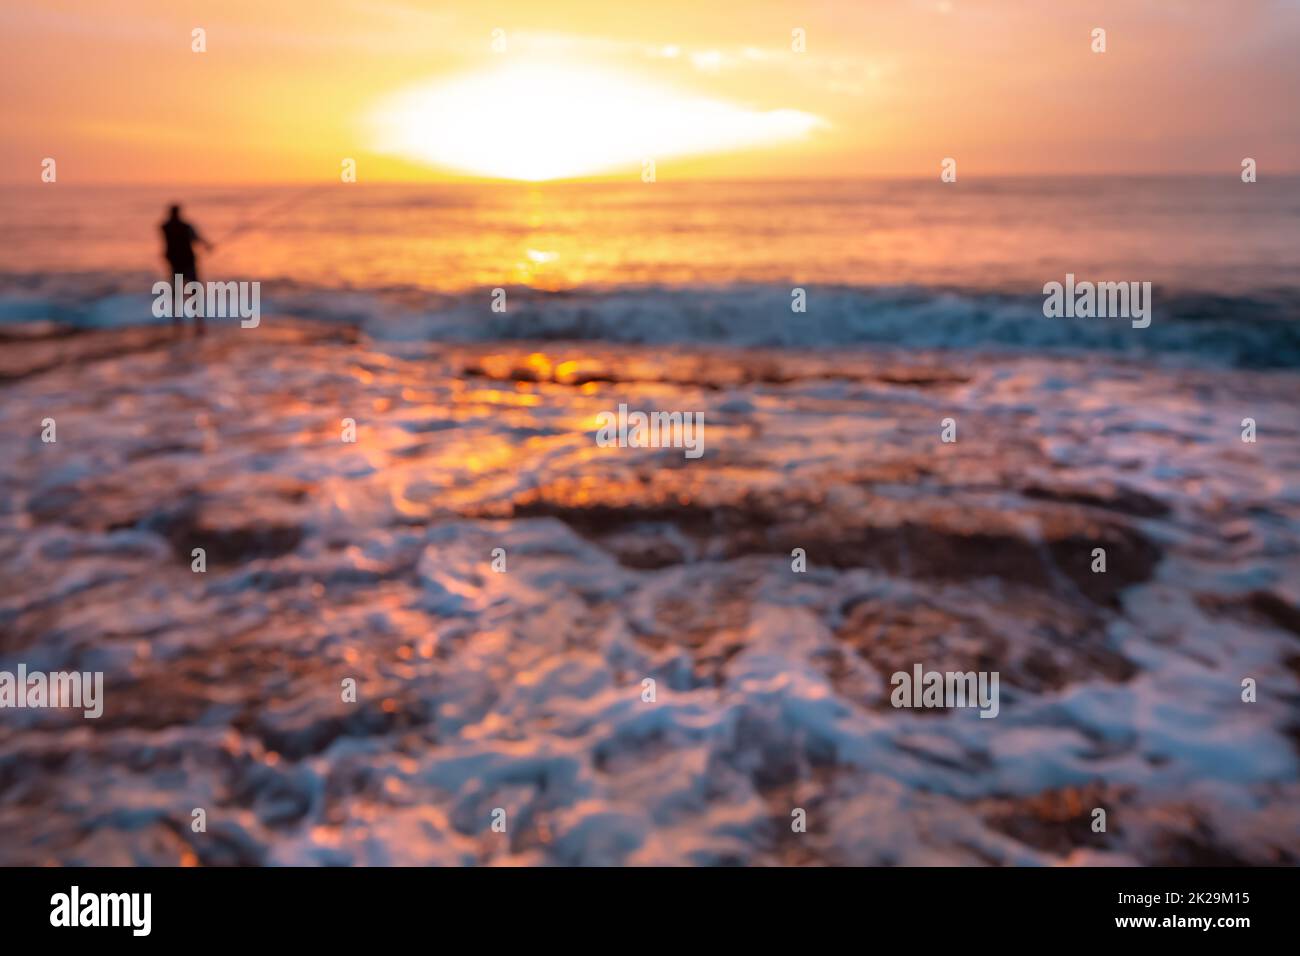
3,170,1297,188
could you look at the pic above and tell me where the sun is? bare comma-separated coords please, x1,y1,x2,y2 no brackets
368,61,826,181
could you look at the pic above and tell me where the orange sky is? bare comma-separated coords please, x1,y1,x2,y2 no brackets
2,0,1297,183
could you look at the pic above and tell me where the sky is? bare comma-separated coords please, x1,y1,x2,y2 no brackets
1,0,1298,183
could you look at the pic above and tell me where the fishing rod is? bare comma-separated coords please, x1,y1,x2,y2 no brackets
209,183,334,247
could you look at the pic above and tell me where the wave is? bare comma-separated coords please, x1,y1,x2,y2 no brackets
1,272,1298,368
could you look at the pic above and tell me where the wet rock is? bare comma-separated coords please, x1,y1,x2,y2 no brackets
1,329,1296,866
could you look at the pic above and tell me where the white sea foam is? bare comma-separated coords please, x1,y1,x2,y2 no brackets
0,328,1296,865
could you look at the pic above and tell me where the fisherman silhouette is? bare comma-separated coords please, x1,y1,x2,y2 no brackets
160,204,214,335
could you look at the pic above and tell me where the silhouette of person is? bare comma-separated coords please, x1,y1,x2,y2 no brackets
161,204,214,335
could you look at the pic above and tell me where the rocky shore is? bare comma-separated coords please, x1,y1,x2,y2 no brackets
1,320,1296,865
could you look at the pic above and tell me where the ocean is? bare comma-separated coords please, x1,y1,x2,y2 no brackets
1,177,1298,364
1,176,1298,866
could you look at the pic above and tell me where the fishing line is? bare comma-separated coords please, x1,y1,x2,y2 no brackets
209,183,334,247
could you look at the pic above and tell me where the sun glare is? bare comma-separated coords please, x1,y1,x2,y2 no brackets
368,62,826,181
